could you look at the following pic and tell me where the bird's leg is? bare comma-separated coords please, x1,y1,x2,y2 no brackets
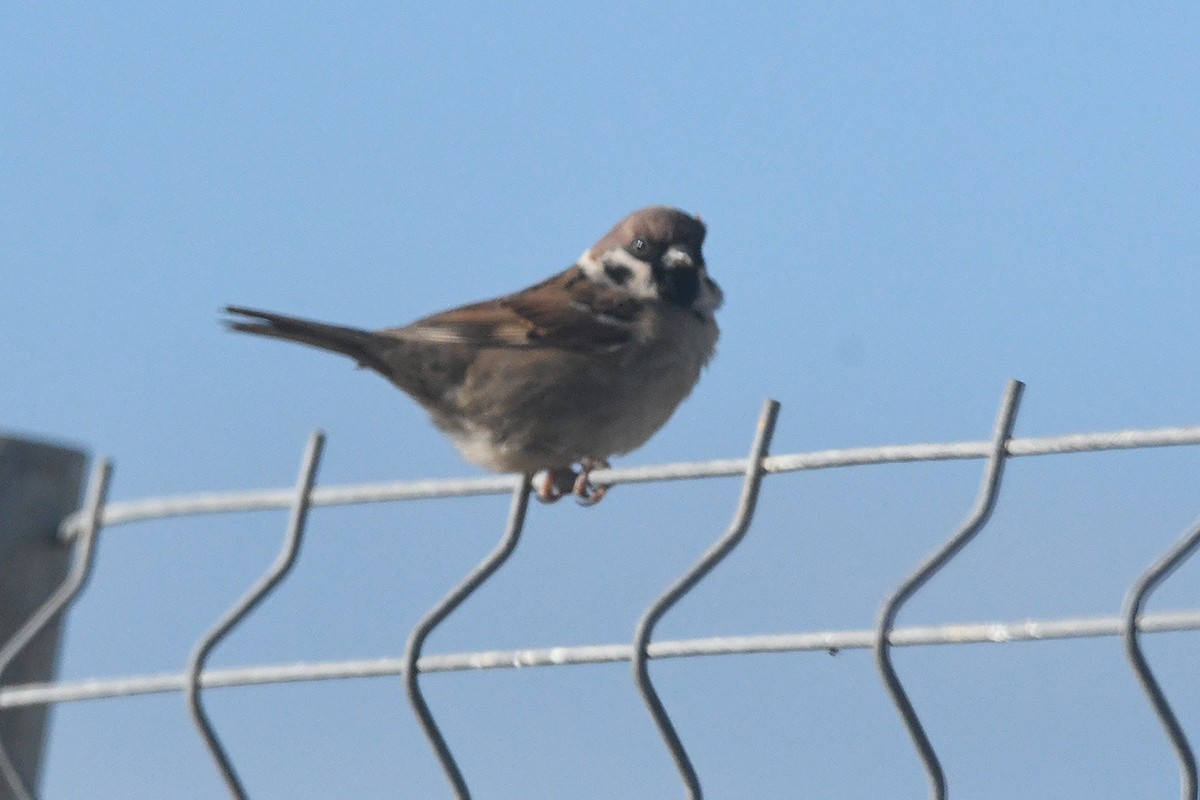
536,467,578,504
573,458,611,506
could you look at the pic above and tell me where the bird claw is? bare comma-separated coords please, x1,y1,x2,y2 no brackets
572,458,610,507
534,460,611,506
535,468,578,504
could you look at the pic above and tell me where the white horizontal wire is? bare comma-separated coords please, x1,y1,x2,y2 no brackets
4,609,1199,710
59,425,1200,537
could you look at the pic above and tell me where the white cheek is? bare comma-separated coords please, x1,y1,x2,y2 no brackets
578,248,658,299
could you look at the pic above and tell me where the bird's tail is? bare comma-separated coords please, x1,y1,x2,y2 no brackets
223,306,391,375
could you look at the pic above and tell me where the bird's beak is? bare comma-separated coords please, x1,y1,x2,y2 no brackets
663,245,695,269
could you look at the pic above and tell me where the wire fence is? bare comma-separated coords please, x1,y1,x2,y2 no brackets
2,379,1199,799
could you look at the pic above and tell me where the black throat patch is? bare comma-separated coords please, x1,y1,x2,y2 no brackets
651,263,701,308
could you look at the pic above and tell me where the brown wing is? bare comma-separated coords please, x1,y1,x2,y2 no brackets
385,266,644,352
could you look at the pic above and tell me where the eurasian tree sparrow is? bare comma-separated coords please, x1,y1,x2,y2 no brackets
225,206,722,504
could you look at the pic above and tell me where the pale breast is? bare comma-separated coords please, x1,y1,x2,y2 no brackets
439,305,718,473
597,307,718,454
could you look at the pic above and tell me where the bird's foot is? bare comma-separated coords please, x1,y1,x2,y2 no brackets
535,468,578,504
534,460,611,506
573,458,610,507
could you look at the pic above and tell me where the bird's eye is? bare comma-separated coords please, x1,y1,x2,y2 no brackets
634,239,646,252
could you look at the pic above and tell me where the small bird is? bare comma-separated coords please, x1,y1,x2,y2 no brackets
225,206,722,505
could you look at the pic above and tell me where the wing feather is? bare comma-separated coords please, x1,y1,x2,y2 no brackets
386,267,644,352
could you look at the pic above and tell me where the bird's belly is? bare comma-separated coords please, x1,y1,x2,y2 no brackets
443,315,717,473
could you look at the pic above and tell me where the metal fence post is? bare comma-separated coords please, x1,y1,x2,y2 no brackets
0,435,88,799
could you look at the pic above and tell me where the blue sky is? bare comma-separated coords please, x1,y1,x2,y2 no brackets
3,3,1199,798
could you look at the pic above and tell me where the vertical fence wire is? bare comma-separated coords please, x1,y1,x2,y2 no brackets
873,379,1024,799
1122,517,1200,800
0,459,113,800
403,473,534,800
185,431,325,800
631,399,781,800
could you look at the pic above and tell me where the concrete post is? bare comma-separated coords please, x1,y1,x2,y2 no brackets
0,435,88,799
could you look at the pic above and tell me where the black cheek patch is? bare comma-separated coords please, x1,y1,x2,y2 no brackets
603,262,634,285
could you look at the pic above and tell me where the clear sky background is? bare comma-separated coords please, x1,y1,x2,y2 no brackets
3,3,1199,798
